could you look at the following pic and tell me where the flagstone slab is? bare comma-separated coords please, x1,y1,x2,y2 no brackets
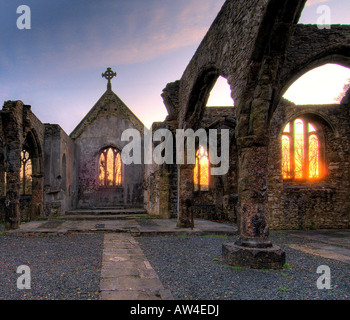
99,233,173,300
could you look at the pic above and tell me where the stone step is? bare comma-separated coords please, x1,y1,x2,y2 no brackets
66,208,147,215
58,214,149,221
62,208,148,221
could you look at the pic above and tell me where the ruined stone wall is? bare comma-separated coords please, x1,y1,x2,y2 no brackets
75,113,144,209
145,107,238,221
144,161,161,216
23,110,45,222
188,141,238,223
28,111,45,148
190,108,237,222
61,128,77,212
267,99,350,230
175,0,272,128
0,112,5,222
0,101,46,227
163,0,350,235
168,164,178,219
43,124,76,217
144,122,177,218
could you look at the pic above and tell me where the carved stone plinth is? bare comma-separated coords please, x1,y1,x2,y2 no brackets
222,242,286,270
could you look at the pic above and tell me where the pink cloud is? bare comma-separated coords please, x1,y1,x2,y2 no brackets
24,0,224,73
305,0,330,7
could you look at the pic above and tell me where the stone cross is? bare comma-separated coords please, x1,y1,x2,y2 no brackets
102,67,117,91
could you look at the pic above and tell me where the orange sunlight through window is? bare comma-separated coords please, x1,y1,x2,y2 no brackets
282,119,321,181
194,146,209,191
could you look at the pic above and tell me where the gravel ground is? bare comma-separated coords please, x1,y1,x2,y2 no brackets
0,233,103,300
137,232,350,300
1,230,349,301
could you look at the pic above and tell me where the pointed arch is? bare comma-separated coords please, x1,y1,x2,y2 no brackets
206,76,234,107
20,149,32,195
23,129,43,176
281,116,325,181
98,146,123,187
278,45,350,104
183,66,220,129
194,145,210,192
283,63,350,105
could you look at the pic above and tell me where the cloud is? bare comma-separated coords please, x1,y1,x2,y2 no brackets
24,25,209,76
9,0,224,75
305,0,330,7
86,26,208,66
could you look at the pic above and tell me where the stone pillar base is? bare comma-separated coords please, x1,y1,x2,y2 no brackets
222,242,286,269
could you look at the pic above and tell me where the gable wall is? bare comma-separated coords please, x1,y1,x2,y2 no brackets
74,106,144,209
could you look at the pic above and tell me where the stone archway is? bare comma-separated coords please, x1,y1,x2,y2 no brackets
181,66,221,130
21,129,44,222
1,101,45,230
163,0,320,269
274,24,350,118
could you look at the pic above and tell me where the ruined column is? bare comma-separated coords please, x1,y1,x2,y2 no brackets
176,164,195,228
2,101,23,230
159,166,171,219
222,136,285,269
4,142,21,230
4,170,21,230
31,173,43,220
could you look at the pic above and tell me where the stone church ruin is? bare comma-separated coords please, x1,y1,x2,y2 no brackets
1,0,350,268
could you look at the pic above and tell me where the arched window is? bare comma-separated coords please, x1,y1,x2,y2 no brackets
206,76,234,107
20,150,32,195
98,147,122,187
282,118,323,180
194,146,210,191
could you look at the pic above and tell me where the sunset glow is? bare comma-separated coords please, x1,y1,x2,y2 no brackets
20,150,32,195
194,146,210,191
282,119,321,180
282,135,292,179
294,119,305,179
283,64,350,105
98,148,122,187
206,76,234,107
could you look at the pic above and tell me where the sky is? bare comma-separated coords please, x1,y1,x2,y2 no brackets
0,0,349,134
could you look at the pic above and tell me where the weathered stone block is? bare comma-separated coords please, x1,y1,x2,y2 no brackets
222,242,286,269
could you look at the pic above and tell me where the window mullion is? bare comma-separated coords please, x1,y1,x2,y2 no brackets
291,123,295,179
113,150,116,187
104,151,108,187
304,120,309,180
198,155,201,191
22,161,26,195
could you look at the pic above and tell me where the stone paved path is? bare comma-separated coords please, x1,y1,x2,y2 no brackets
5,218,237,236
99,233,173,300
286,230,350,265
